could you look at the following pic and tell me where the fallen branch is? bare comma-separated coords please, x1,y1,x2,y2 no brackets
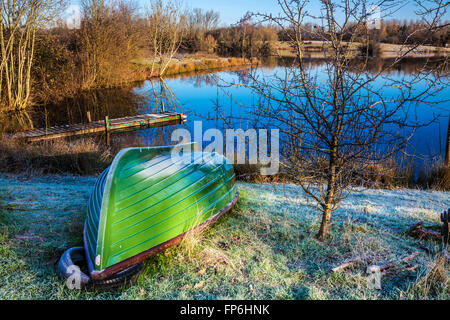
408,221,441,241
378,252,420,272
331,257,363,272
332,252,421,274
403,264,418,272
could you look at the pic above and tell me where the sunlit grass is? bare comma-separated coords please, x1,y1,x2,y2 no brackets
131,55,259,77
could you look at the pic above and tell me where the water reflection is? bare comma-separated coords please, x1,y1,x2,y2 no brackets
262,56,448,78
34,57,449,168
31,85,147,127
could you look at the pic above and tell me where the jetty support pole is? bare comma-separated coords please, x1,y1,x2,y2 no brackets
105,115,110,146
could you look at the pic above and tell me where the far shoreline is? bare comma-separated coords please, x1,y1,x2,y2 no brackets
276,40,450,59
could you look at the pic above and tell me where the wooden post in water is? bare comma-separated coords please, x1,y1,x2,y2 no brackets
445,115,450,167
105,115,110,146
87,111,92,122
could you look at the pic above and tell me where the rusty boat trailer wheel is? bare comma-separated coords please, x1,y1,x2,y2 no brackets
57,247,143,291
441,208,450,261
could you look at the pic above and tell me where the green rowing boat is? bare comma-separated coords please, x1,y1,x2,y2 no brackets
83,143,238,280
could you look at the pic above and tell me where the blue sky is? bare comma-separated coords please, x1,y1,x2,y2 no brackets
66,1,448,26
177,0,423,25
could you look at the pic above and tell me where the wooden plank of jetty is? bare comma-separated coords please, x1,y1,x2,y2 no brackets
13,112,187,142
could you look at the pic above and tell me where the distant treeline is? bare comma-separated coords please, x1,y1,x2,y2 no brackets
204,19,450,57
279,20,450,47
209,25,278,57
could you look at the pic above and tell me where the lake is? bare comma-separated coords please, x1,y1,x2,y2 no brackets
34,57,449,171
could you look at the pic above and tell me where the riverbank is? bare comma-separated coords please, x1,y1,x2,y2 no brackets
276,41,450,58
131,54,260,81
0,173,448,299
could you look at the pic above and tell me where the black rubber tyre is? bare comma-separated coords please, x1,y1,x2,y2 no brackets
57,246,144,291
88,262,144,292
56,247,90,287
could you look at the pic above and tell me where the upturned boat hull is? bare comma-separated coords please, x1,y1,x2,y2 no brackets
83,143,238,280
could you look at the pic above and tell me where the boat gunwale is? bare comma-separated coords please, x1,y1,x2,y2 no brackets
84,188,239,281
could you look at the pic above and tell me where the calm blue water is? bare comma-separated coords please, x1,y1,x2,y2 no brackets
133,61,449,169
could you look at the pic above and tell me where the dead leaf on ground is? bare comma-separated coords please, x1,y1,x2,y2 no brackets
197,268,206,275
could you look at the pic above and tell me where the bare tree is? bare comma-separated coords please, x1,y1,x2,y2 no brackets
0,0,64,115
146,0,187,77
78,0,142,89
184,8,219,52
237,12,253,58
248,0,448,239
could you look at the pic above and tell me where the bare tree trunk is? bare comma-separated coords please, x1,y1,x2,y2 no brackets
317,206,332,240
316,171,336,240
317,144,337,240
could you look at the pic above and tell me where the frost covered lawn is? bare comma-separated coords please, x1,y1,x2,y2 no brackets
0,174,448,299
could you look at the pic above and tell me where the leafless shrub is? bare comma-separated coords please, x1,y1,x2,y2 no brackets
146,0,187,76
78,0,143,88
184,8,219,53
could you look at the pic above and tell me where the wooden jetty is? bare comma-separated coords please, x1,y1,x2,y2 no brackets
14,112,186,142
